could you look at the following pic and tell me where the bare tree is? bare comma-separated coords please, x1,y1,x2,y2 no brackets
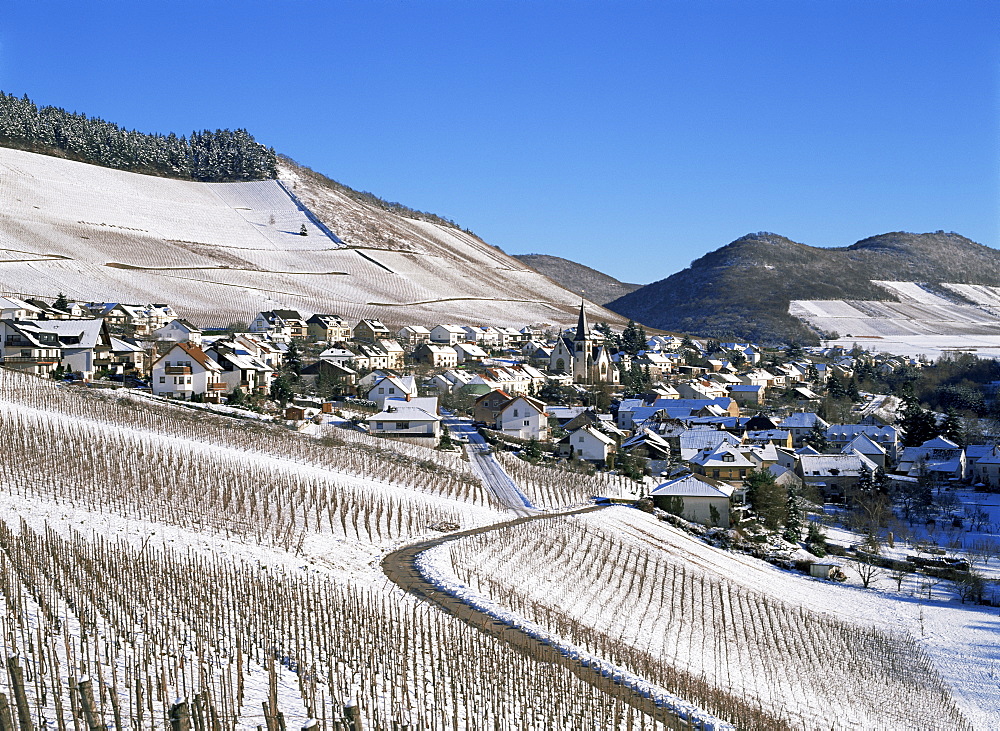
850,554,883,589
887,564,914,592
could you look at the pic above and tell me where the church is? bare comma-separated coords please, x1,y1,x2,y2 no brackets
548,303,619,384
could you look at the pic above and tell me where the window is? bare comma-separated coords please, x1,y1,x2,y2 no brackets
376,423,384,430
578,436,585,443
739,469,747,478
159,377,166,383
378,388,384,394
513,409,519,417
524,420,530,426
397,422,410,429
712,470,720,478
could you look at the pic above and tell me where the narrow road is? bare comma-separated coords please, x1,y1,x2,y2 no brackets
380,506,689,729
444,416,536,516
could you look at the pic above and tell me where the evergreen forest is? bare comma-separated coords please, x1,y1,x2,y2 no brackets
0,91,276,181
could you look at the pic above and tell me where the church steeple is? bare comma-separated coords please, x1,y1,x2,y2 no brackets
574,301,590,342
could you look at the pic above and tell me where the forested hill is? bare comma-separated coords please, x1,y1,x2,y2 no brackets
513,254,642,306
606,231,1000,345
0,91,276,181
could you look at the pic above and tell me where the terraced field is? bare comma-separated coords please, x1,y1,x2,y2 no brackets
0,147,622,328
791,281,1000,358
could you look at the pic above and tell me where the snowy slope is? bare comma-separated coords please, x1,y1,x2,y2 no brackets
0,147,624,328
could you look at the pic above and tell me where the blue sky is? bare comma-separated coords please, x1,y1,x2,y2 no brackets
0,1,996,284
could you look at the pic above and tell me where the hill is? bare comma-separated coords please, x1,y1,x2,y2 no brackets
513,253,642,306
606,231,1000,345
0,146,626,329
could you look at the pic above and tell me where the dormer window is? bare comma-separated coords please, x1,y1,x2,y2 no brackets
723,454,734,462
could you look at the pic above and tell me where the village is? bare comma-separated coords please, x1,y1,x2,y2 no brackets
4,292,1000,544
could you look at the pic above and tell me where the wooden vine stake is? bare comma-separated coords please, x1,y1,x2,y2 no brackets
6,658,32,731
169,699,192,731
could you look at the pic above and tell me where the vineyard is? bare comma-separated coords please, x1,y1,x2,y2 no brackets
0,146,622,328
0,366,991,727
493,451,643,508
437,510,975,730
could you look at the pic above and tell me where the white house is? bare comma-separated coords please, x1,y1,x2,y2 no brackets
367,375,419,408
650,473,735,528
153,318,203,345
396,325,432,345
561,424,617,463
152,342,224,399
430,324,467,346
413,343,459,368
496,395,549,441
367,397,441,439
454,342,489,364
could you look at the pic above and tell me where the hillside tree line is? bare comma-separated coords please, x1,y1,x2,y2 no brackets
0,91,277,181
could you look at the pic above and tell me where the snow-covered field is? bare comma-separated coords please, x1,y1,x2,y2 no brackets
790,281,1000,358
0,147,620,328
436,507,992,729
0,368,995,728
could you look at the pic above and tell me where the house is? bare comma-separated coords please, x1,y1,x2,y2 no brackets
620,429,674,475
474,390,514,425
778,413,829,448
412,343,459,368
558,424,617,463
972,446,1000,489
676,380,729,400
307,314,352,343
353,342,391,371
430,324,467,346
842,433,888,469
744,430,793,449
375,340,406,370
548,304,618,385
496,395,550,441
0,319,62,376
299,359,358,394
895,436,966,483
206,343,274,394
649,474,734,528
153,319,203,345
249,310,308,339
24,298,67,319
353,319,391,344
678,429,742,461
107,336,146,375
454,342,489,364
367,398,441,439
152,343,225,400
729,384,764,405
396,325,432,346
367,375,419,408
688,443,756,486
796,452,880,503
826,424,899,463
426,368,475,394
319,345,365,369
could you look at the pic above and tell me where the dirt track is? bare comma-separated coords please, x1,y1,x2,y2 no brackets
380,506,692,729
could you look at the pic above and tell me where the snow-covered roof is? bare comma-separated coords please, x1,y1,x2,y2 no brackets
651,473,734,499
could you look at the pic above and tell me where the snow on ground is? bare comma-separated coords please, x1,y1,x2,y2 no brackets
595,507,1000,728
0,147,619,328
790,281,1000,358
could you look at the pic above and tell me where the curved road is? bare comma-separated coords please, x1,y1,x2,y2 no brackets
380,506,690,729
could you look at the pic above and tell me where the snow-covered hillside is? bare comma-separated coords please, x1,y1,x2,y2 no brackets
0,147,623,328
791,281,1000,358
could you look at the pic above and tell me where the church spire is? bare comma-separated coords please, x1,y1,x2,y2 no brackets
574,300,590,342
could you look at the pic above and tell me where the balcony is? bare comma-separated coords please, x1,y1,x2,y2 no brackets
3,356,58,365
207,383,227,392
165,366,192,375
